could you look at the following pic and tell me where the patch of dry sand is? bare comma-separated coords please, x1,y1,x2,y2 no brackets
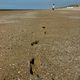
0,12,37,24
0,10,80,80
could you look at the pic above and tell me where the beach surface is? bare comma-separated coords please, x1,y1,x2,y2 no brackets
0,8,80,80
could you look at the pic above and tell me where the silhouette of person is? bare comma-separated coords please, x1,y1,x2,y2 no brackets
52,4,55,10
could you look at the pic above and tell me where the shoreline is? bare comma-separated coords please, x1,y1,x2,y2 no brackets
56,6,80,10
0,9,48,11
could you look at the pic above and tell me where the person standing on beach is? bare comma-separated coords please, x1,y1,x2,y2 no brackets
52,4,55,10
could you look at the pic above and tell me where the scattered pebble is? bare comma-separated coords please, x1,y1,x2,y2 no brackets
18,78,21,80
12,64,16,66
18,71,21,74
9,63,16,67
0,67,2,70
0,54,3,56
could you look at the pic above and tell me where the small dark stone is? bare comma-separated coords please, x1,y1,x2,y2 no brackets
37,74,39,78
42,26,46,29
31,43,34,46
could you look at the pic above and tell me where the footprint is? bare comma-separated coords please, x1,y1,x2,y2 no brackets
31,40,39,46
30,58,35,75
30,58,34,65
30,65,33,75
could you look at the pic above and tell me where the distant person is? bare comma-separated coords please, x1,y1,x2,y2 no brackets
52,4,55,10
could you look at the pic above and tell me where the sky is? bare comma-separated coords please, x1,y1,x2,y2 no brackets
0,0,80,9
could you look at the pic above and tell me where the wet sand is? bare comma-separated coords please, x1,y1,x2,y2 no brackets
0,9,80,80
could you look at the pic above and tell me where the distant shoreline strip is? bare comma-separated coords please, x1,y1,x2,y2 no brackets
0,9,48,11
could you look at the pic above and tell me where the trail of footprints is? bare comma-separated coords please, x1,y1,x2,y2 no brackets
2,26,54,80
30,26,46,46
30,26,46,76
29,26,55,80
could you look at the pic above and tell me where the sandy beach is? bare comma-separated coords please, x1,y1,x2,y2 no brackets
0,8,80,80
